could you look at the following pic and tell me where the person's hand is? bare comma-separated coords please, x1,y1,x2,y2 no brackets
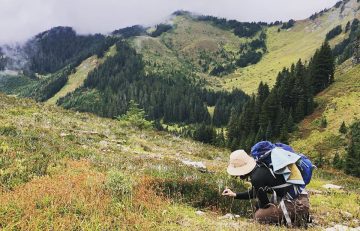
222,188,236,197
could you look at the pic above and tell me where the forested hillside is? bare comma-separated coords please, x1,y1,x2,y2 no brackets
58,41,249,125
25,27,116,74
0,0,358,129
0,0,360,230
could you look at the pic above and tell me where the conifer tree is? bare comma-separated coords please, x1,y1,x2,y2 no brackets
216,129,226,147
353,35,360,64
345,21,351,33
255,126,266,143
344,121,360,176
265,122,272,140
279,123,289,144
320,117,328,128
333,152,343,169
287,112,295,133
339,121,348,134
310,41,335,93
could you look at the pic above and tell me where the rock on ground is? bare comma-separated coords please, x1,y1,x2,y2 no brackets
195,211,205,216
181,160,206,169
322,184,343,189
219,213,240,220
325,224,360,231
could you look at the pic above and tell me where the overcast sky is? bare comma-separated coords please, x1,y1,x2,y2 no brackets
0,0,339,44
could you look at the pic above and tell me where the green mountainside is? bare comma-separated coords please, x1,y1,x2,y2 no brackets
0,0,360,229
0,0,358,128
0,93,359,230
223,0,360,93
292,60,360,165
132,0,359,93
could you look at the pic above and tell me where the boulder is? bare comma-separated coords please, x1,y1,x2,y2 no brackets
325,224,360,231
195,211,205,216
219,213,240,220
322,184,343,189
181,160,206,169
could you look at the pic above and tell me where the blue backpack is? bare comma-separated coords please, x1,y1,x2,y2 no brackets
251,141,315,196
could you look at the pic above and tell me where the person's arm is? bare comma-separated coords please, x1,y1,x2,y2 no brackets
222,187,255,199
234,188,255,199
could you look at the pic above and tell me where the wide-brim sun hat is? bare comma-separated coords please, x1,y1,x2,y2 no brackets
227,150,256,176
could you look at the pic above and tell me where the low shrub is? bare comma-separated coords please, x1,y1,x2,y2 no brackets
105,169,134,201
145,163,252,215
0,125,19,137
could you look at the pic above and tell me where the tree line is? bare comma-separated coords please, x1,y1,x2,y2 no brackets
209,32,267,76
58,41,249,125
24,26,115,74
187,41,335,149
150,24,173,37
111,25,147,38
56,40,335,151
227,41,334,151
333,19,360,64
197,16,266,38
326,25,342,41
111,24,172,38
333,120,360,177
281,19,295,30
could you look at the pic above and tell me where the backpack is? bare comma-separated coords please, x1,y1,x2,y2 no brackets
251,141,315,196
251,141,315,227
274,143,313,186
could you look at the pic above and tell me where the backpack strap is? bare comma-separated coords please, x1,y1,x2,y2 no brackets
272,184,302,199
280,199,292,227
267,165,276,178
257,149,272,161
271,183,292,189
256,163,276,178
269,184,293,227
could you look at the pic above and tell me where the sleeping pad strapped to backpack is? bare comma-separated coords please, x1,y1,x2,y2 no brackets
251,141,315,199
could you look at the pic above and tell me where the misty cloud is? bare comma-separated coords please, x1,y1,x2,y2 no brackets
0,0,339,44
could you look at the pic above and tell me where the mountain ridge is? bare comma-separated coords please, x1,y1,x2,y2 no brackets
0,0,360,229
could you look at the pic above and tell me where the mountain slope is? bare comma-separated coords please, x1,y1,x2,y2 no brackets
222,0,360,93
291,60,360,162
129,0,360,94
46,45,116,105
0,2,360,230
1,0,358,128
132,14,265,88
1,93,359,230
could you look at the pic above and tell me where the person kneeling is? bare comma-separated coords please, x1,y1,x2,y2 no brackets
222,150,310,227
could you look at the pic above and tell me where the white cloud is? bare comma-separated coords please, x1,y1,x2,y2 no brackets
0,0,339,44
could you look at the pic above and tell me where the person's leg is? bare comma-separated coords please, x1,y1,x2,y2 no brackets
284,194,310,226
255,195,310,226
254,204,283,224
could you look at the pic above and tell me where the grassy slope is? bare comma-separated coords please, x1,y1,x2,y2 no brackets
291,61,360,162
223,0,360,94
133,0,359,93
46,45,117,105
133,15,253,89
160,15,247,60
131,36,188,76
0,94,359,230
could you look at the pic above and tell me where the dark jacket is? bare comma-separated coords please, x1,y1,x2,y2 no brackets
235,165,292,208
